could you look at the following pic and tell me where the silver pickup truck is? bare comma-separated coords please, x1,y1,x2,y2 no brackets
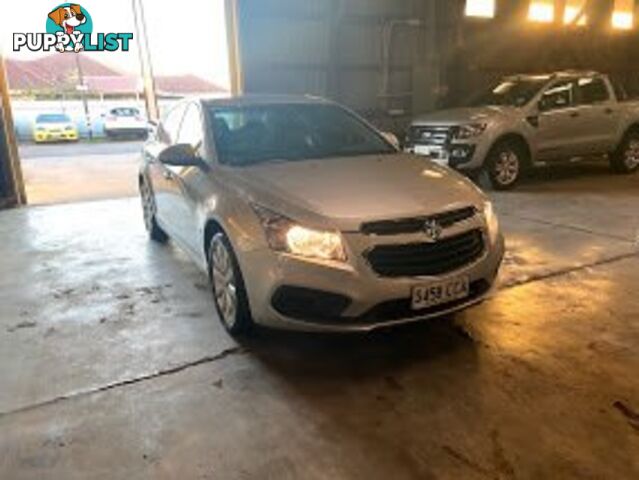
406,71,639,189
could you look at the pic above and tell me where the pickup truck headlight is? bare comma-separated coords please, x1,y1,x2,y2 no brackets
483,200,500,245
454,123,487,140
252,204,347,263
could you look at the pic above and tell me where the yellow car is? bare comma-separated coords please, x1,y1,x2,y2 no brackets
33,113,79,143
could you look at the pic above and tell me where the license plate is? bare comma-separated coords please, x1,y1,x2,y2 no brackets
413,145,449,165
411,276,470,310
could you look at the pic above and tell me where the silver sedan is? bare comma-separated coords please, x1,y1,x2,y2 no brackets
139,95,505,335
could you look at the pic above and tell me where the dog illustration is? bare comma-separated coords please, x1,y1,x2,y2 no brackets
48,4,86,52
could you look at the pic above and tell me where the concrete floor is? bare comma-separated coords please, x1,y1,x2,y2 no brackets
0,163,638,479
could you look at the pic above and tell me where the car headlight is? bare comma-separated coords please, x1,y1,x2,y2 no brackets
65,125,75,131
252,204,347,263
483,200,500,244
454,123,487,140
36,126,46,132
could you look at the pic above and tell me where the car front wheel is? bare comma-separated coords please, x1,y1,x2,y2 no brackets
208,233,253,335
486,141,525,191
140,179,168,243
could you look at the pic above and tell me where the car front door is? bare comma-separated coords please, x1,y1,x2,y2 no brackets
149,102,187,236
161,102,206,255
535,79,582,161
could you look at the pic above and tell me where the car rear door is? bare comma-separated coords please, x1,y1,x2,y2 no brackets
573,75,619,154
535,78,582,161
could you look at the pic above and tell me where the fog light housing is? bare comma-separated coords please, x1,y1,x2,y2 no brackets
449,144,476,167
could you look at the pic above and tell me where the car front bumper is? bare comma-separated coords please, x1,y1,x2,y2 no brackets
104,127,149,137
406,141,490,172
238,225,505,333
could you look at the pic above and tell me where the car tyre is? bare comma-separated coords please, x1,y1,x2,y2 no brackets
485,140,527,191
140,178,168,243
611,130,639,174
208,233,254,336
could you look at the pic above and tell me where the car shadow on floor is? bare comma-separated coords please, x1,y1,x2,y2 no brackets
511,162,635,193
236,316,479,382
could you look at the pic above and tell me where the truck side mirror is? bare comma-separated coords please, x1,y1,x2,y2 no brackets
381,131,400,150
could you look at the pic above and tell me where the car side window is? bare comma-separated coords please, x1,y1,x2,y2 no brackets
577,77,610,105
177,104,203,149
539,80,575,112
159,103,186,144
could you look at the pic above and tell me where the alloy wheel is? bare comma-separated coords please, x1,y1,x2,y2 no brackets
624,139,639,170
140,181,154,232
494,150,520,186
210,237,238,330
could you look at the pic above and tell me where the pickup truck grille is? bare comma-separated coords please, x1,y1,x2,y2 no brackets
365,229,485,277
361,206,477,236
408,126,452,146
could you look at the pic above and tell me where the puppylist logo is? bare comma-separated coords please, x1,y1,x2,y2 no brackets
13,4,133,53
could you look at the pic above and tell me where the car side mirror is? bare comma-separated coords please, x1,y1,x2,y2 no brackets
159,144,207,169
381,131,400,150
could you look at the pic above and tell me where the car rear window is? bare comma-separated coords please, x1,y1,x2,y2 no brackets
111,108,140,117
36,114,71,123
578,77,610,104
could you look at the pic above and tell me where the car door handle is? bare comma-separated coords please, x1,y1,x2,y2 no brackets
604,108,615,115
569,112,580,118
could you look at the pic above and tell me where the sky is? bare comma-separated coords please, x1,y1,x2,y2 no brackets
0,0,230,89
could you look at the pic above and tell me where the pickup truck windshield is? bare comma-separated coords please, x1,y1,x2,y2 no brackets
466,78,549,108
208,103,396,166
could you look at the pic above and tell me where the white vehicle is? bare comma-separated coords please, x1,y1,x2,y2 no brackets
103,107,149,140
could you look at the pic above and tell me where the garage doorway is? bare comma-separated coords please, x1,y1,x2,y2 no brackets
2,0,231,206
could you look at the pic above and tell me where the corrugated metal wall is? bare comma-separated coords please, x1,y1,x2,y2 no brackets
237,0,639,129
237,0,453,133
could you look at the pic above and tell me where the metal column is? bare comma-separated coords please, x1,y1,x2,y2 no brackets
0,55,26,207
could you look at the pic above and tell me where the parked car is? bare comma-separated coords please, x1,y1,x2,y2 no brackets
103,107,148,140
33,113,78,143
139,95,504,335
406,71,639,189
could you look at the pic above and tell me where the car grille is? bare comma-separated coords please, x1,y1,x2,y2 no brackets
365,229,485,277
408,126,452,146
361,206,477,236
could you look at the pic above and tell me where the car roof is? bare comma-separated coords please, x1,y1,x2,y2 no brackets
503,70,601,82
198,94,333,108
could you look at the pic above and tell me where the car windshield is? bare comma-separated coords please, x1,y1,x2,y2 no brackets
207,103,396,166
36,114,71,123
465,78,550,107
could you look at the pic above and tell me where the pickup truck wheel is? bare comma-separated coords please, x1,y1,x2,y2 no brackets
486,141,524,190
208,233,254,336
140,179,168,243
611,131,639,174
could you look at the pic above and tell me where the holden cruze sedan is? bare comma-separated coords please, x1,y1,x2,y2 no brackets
139,95,504,335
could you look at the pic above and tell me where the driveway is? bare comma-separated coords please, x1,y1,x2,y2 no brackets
19,141,144,206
